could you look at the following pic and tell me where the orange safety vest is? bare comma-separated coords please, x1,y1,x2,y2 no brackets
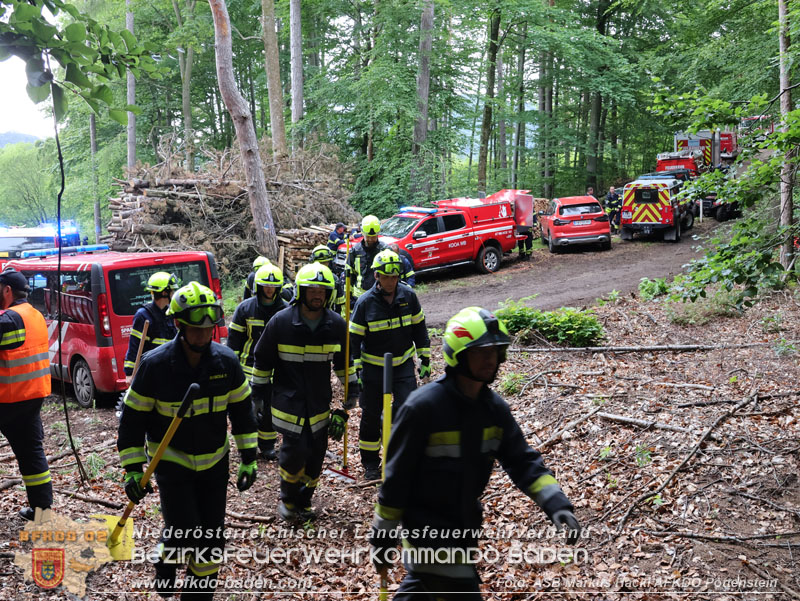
0,302,51,403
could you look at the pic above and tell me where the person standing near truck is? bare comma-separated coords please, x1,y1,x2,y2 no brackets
229,263,287,460
605,186,622,233
347,215,387,301
0,268,52,521
370,306,581,598
123,272,179,380
349,250,430,481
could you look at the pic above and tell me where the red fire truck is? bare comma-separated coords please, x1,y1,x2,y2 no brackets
620,177,695,242
334,189,533,275
3,246,227,407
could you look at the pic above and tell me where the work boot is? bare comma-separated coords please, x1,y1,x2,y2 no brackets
259,443,277,461
19,507,35,521
278,501,299,523
363,464,382,482
298,506,316,523
153,561,177,598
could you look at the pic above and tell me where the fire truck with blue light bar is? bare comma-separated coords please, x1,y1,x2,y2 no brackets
334,189,533,275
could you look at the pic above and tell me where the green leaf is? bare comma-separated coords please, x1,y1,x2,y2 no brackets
26,82,50,104
11,3,40,23
65,22,86,43
91,83,114,105
124,104,142,116
65,62,92,88
52,83,67,122
120,29,137,52
25,56,51,88
108,108,128,125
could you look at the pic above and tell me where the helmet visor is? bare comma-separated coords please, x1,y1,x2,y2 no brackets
179,304,224,327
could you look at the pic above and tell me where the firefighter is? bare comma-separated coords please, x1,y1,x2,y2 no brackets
309,244,345,313
327,222,346,252
388,243,416,287
123,272,179,379
229,263,287,461
118,282,257,599
349,250,429,481
252,262,358,523
346,215,387,300
0,268,52,521
605,186,622,232
370,307,581,598
243,255,271,300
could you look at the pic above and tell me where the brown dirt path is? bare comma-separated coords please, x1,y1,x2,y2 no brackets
418,219,723,327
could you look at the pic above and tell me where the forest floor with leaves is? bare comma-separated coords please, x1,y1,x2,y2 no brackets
1,285,799,600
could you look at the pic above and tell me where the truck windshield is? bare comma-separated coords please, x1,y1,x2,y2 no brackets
381,216,420,238
108,261,208,316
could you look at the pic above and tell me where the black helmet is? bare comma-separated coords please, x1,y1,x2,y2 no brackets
0,268,30,293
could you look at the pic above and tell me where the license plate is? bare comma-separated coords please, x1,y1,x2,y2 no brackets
622,211,632,219
574,220,591,226
643,225,652,235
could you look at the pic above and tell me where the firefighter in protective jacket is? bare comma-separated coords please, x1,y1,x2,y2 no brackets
123,271,179,377
117,282,258,600
309,244,345,313
252,263,358,523
349,250,430,481
370,307,581,598
346,215,387,300
0,268,52,521
228,262,287,460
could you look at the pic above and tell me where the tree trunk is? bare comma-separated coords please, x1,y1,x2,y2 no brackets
173,0,196,171
208,0,279,259
466,52,485,190
477,9,501,194
543,54,554,197
586,91,601,191
289,0,303,150
126,0,136,171
512,23,526,188
89,113,101,243
261,0,288,157
409,0,434,200
496,52,508,175
778,0,794,270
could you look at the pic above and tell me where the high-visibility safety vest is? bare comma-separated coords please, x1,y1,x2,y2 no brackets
0,302,51,402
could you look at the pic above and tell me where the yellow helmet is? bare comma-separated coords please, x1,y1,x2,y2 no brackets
167,282,224,327
253,263,284,293
361,215,381,236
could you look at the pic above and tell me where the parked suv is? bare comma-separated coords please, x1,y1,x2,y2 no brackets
538,196,611,253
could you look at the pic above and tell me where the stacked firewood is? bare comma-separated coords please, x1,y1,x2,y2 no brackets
104,142,360,279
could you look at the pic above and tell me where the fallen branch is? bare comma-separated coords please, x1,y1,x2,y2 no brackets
538,405,606,450
595,412,694,435
509,342,774,353
653,382,715,391
644,529,800,542
740,558,800,599
52,488,123,510
0,478,22,491
226,510,275,524
614,393,757,536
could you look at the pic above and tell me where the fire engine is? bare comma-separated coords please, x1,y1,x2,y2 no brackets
334,189,532,275
619,177,695,242
656,130,738,175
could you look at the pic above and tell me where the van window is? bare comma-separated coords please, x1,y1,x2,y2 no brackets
108,261,208,316
442,214,466,231
634,188,661,204
58,272,94,324
560,203,603,216
23,272,51,316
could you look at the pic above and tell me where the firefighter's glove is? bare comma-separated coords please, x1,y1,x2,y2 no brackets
369,525,397,574
418,358,431,381
329,409,348,441
236,461,258,492
551,509,581,545
124,471,153,504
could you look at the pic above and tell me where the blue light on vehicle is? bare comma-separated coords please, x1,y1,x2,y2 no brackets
21,244,109,258
399,206,436,214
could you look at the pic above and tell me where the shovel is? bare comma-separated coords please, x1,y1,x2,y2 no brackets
323,236,357,484
379,352,393,599
98,382,199,560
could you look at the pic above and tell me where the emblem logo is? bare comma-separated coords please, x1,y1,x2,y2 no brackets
451,326,474,340
32,548,65,589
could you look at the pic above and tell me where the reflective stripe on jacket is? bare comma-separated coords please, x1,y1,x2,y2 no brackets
227,296,287,379
0,301,51,402
123,302,177,375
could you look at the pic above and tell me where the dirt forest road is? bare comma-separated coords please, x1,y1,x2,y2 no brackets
418,219,724,327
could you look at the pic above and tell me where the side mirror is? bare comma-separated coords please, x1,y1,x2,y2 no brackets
412,231,427,240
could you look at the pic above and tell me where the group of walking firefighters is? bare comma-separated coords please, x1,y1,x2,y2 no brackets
2,215,581,600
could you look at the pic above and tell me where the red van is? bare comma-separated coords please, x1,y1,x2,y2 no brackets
3,247,227,407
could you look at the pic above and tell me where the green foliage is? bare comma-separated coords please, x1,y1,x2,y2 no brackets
596,289,620,306
638,277,670,301
85,452,106,480
599,445,613,460
664,286,740,326
498,373,526,396
773,338,797,357
634,445,652,467
760,313,784,334
496,299,604,347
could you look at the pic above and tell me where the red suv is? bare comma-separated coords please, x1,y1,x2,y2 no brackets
539,195,611,253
